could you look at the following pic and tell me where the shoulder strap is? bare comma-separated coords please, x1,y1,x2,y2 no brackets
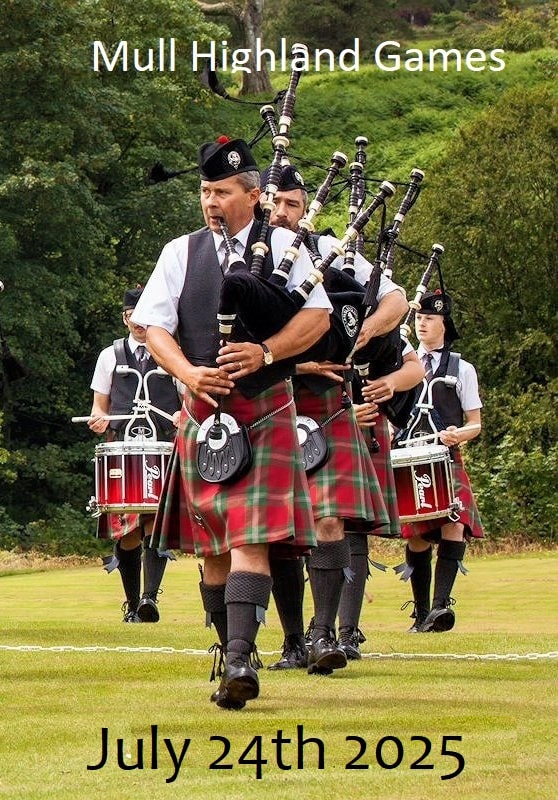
446,351,461,379
113,338,128,366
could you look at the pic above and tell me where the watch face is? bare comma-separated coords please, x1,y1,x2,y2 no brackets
264,352,273,365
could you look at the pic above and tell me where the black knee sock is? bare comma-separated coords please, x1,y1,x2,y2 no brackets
338,533,368,631
116,543,142,611
432,540,466,609
270,557,305,639
307,538,351,642
142,544,168,598
407,545,433,622
199,582,227,646
225,572,272,658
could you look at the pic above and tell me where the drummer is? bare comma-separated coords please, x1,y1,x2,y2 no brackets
397,290,484,633
88,287,182,623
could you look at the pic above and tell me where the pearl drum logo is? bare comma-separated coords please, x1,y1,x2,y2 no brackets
413,469,434,510
144,460,163,501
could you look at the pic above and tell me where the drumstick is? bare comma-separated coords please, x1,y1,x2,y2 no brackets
71,414,140,423
396,423,481,446
72,405,177,424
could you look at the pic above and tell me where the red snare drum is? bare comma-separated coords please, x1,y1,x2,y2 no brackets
390,444,456,523
93,441,173,514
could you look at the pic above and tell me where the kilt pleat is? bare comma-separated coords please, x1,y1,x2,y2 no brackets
294,385,389,530
153,381,316,558
401,449,484,540
97,512,142,540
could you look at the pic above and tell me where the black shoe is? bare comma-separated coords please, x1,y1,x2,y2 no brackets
137,595,160,623
214,656,259,707
268,634,308,670
422,605,456,632
338,627,366,660
307,636,347,675
304,617,315,650
121,602,141,623
401,600,429,633
210,686,246,711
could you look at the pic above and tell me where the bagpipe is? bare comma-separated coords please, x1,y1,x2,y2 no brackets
337,167,425,435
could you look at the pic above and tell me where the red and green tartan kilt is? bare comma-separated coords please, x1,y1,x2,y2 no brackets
365,412,401,538
152,381,316,558
97,512,145,540
294,385,389,531
401,449,485,540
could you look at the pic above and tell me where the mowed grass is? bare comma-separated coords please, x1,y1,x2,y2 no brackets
0,550,556,800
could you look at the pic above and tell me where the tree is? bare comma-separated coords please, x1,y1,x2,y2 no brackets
194,0,273,94
400,84,558,537
0,0,231,526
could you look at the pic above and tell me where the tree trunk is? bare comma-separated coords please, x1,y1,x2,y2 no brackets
239,0,272,95
194,0,272,95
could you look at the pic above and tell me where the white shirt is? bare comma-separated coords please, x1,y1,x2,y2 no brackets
133,222,333,333
90,334,184,397
90,334,145,395
315,234,406,301
416,344,482,411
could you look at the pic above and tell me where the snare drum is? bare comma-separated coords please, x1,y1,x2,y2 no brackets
93,441,173,514
390,444,455,523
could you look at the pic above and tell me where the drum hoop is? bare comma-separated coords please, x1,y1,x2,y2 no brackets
95,441,173,456
390,444,450,468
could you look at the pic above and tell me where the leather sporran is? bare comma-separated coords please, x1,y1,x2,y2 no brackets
296,415,329,474
196,413,253,484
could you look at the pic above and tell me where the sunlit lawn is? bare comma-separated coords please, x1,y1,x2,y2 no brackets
0,551,556,799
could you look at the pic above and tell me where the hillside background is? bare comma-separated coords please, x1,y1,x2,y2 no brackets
0,0,556,553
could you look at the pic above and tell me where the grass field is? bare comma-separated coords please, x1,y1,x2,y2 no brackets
0,549,556,799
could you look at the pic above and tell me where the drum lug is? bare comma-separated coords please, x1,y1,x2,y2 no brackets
448,498,463,522
86,496,101,518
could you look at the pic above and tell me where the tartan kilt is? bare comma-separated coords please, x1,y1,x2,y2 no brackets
294,385,389,531
96,512,149,541
151,380,316,558
401,448,485,540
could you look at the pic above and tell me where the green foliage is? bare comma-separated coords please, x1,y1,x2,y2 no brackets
21,503,103,556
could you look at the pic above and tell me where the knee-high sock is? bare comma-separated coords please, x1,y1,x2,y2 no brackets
432,540,466,609
338,533,368,631
407,545,433,622
116,542,142,611
225,572,272,658
142,544,168,598
307,538,351,642
199,582,227,646
270,557,305,639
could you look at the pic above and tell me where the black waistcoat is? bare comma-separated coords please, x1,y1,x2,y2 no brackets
109,339,180,440
177,223,294,398
418,348,463,428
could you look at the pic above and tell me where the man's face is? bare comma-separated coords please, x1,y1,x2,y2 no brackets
415,312,445,349
200,176,260,235
269,188,306,232
123,310,147,343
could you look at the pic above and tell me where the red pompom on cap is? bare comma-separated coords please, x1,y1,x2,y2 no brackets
216,135,230,144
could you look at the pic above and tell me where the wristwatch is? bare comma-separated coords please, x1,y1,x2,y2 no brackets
261,342,274,366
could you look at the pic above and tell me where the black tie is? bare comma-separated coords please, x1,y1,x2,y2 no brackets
136,345,149,374
422,352,434,382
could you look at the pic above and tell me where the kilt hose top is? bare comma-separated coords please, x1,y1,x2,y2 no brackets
151,380,317,558
400,448,485,541
294,384,389,532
